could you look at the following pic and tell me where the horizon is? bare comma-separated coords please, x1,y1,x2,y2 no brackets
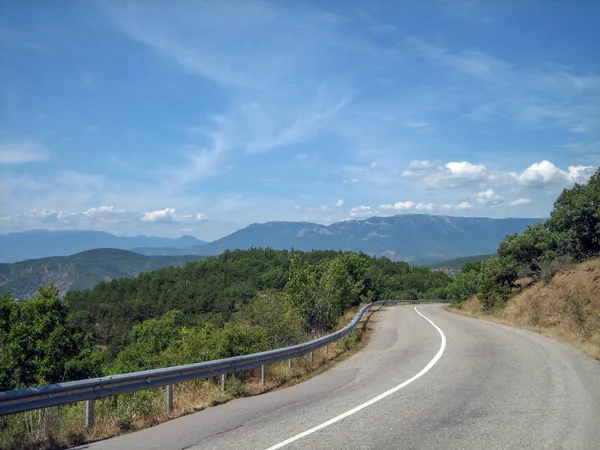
1,212,548,241
1,1,598,241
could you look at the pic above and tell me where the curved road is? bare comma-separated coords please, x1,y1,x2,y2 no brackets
80,305,600,450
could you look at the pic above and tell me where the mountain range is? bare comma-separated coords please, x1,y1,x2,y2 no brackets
1,215,544,264
0,248,205,299
0,214,544,299
0,230,206,263
134,215,543,263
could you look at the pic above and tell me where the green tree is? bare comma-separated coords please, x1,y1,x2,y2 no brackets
547,168,600,260
233,293,305,348
477,257,519,309
446,270,481,304
111,310,184,374
0,286,97,390
496,223,560,278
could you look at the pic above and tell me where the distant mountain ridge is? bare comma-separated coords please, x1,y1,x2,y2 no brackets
0,230,206,263
0,248,205,299
1,214,544,264
161,215,543,264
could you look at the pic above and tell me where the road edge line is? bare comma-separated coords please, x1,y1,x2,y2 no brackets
264,306,447,450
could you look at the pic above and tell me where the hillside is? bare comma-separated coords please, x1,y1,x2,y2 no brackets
0,249,205,299
182,215,543,262
0,230,206,263
428,254,494,275
458,258,600,360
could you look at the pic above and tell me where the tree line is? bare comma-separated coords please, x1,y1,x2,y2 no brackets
0,249,451,390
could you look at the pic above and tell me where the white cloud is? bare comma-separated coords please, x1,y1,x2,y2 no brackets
141,208,207,223
335,199,344,207
380,201,415,211
83,205,125,217
509,198,532,207
3,209,77,225
379,200,469,212
455,201,473,210
81,205,130,224
0,143,47,165
401,159,489,189
475,188,503,206
350,205,371,217
446,161,487,178
511,160,595,186
415,202,436,211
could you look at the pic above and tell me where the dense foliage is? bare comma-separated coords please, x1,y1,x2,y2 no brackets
0,287,100,390
447,168,600,308
1,249,450,390
0,248,206,301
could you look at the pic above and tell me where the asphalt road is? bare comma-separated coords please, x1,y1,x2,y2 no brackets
78,305,600,450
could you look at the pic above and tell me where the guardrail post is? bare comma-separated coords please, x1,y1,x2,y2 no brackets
325,344,329,357
85,399,95,428
166,384,174,413
261,365,265,389
309,351,313,364
288,358,292,369
221,373,226,392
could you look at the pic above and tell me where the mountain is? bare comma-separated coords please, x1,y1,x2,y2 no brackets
180,215,543,262
0,248,205,299
0,230,206,263
0,215,544,265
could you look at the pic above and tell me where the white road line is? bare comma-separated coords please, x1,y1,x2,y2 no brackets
265,306,447,450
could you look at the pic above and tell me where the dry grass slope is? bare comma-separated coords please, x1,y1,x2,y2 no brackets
455,258,600,360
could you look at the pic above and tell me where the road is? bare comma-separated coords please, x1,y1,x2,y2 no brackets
78,305,600,450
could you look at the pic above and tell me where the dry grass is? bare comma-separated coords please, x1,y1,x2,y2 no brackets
451,258,600,360
1,306,379,450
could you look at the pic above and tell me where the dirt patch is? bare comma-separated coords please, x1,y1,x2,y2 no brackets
450,258,600,361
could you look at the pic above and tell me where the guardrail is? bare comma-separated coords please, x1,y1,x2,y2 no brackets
0,299,447,426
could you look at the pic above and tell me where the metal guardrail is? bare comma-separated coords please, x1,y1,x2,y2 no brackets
0,299,447,426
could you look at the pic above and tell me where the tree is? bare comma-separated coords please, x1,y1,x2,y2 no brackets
446,271,481,304
496,223,559,278
233,293,305,348
477,257,519,309
0,286,97,390
111,310,184,374
547,168,600,260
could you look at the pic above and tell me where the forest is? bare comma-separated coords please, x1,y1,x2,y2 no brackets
0,249,450,391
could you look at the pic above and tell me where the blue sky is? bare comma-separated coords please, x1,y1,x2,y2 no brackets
1,0,599,241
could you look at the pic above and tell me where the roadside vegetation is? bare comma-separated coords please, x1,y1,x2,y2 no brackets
447,168,600,359
0,249,449,448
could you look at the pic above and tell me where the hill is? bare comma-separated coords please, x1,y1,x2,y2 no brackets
0,230,206,263
0,248,205,299
428,254,494,275
180,215,543,262
458,258,600,360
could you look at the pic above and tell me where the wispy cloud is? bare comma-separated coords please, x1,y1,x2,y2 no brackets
404,36,600,134
0,142,47,165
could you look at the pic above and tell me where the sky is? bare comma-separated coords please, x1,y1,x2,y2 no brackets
1,0,599,241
